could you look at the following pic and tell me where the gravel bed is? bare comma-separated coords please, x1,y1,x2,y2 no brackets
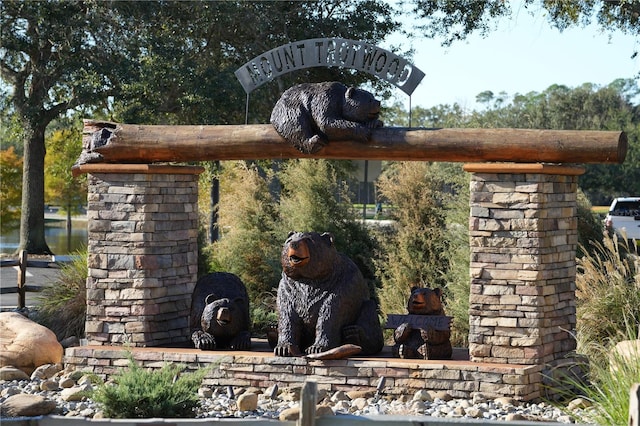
0,363,593,423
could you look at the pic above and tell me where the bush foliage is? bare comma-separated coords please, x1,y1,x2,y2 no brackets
552,317,640,426
203,159,377,330
373,162,469,345
35,248,87,340
547,233,640,425
205,161,281,310
92,355,207,418
575,234,639,356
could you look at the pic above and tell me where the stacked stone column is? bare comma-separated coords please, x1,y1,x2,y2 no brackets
464,164,583,368
80,164,203,347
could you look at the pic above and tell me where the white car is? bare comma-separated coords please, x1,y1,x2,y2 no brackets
604,197,640,243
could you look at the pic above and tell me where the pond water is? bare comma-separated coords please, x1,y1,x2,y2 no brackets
0,222,88,255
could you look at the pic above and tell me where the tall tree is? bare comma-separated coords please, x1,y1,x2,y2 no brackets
410,0,639,57
1,1,402,254
469,80,640,204
0,146,23,232
0,1,127,254
45,128,88,250
109,1,402,125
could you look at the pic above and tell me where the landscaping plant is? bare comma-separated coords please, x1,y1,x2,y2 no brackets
92,355,208,418
550,233,640,425
35,248,87,340
553,318,640,426
373,162,470,345
575,233,640,356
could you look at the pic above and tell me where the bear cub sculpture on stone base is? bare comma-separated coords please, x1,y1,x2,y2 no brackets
270,81,383,154
392,286,452,360
274,231,384,358
190,272,251,351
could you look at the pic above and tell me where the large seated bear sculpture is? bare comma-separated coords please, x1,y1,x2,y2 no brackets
190,272,251,351
274,231,384,358
270,82,383,154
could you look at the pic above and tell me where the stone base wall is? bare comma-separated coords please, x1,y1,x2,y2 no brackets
65,345,543,401
82,165,203,347
464,164,583,366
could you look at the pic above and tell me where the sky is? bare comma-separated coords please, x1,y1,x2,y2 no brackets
388,5,639,111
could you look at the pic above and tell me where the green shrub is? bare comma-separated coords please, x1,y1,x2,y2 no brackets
278,159,378,289
549,233,640,424
251,291,278,337
552,319,640,425
206,161,281,311
575,233,640,357
374,162,449,315
440,177,471,348
576,189,604,258
373,162,470,347
35,248,87,340
92,355,208,418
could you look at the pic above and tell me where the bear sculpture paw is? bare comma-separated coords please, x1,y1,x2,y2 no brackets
192,330,216,350
229,331,252,351
305,343,330,355
274,343,303,357
302,135,328,154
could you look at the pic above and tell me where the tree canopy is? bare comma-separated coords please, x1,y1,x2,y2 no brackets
1,1,129,253
410,0,639,53
0,0,401,253
384,79,640,204
1,0,637,253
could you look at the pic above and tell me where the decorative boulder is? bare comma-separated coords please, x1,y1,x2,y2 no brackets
0,366,29,381
0,394,57,417
0,312,63,375
610,339,640,372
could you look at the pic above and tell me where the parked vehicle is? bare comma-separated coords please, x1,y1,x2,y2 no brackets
604,197,640,245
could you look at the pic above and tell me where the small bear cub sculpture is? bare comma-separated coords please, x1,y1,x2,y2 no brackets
392,286,452,360
274,231,384,358
190,272,251,351
270,81,383,154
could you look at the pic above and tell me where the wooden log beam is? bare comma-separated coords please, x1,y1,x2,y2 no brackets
75,120,627,168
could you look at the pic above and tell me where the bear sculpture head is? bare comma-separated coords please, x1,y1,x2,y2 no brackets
406,286,445,316
342,86,381,123
281,231,337,281
201,294,245,334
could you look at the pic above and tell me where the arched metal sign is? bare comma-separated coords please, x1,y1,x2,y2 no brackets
235,38,425,96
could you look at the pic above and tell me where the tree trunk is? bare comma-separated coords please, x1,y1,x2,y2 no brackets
18,123,52,255
66,202,72,253
209,161,219,243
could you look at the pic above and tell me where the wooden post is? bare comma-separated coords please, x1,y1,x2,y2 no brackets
299,381,317,426
17,250,27,309
631,383,639,426
74,120,627,170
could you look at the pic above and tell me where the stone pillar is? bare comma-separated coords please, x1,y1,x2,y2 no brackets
80,164,204,347
464,164,583,366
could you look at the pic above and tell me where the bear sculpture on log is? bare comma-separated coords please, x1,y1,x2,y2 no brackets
274,231,384,358
270,82,383,154
190,272,251,350
391,286,452,360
